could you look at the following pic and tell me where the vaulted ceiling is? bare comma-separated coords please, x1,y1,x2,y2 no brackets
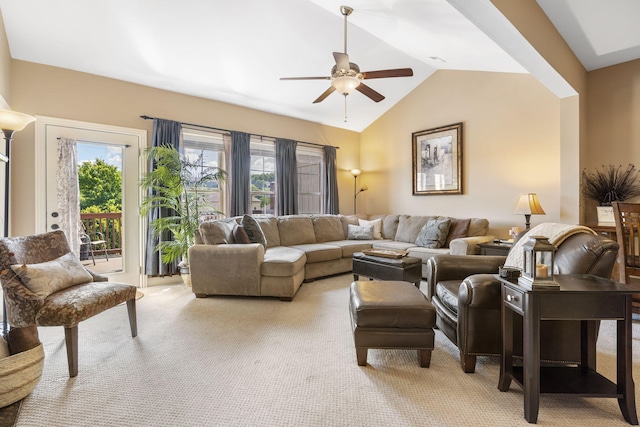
1,0,638,132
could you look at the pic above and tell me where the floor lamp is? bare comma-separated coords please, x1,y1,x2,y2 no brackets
350,169,368,214
0,109,36,335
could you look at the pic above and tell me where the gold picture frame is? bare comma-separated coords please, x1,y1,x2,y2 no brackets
412,122,463,195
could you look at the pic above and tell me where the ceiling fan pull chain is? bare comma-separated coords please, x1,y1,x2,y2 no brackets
344,95,348,122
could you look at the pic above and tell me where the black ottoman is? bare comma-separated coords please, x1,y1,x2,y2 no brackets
352,252,422,288
349,280,436,367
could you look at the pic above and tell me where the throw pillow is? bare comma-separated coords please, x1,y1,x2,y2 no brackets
232,224,252,244
415,218,452,249
444,218,471,247
242,215,267,247
358,218,383,239
199,220,234,245
347,224,374,240
11,252,93,298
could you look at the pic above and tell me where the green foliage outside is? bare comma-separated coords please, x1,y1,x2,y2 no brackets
78,159,122,212
251,172,274,208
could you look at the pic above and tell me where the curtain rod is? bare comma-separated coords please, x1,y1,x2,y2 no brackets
139,115,338,149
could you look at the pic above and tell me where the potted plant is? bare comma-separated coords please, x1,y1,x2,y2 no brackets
581,164,640,223
141,145,226,285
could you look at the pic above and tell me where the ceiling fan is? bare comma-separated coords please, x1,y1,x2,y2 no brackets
280,5,413,104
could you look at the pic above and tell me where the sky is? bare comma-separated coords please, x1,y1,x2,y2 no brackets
77,142,122,169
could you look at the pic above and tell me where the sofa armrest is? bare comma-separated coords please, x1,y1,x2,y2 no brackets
425,254,505,300
188,244,265,296
449,235,496,255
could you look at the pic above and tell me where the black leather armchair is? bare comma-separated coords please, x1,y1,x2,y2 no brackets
425,232,619,373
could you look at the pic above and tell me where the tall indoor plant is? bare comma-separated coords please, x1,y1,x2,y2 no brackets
141,146,226,284
581,164,640,223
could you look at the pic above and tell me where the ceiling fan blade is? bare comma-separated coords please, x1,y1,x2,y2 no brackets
313,86,336,103
356,83,385,103
333,52,350,71
280,76,331,81
361,68,414,79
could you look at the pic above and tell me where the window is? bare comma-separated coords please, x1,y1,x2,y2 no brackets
182,128,226,219
297,146,324,214
250,137,276,215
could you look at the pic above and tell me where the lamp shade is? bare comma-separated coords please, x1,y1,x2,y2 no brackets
512,193,546,215
350,168,361,177
332,76,361,95
0,110,35,131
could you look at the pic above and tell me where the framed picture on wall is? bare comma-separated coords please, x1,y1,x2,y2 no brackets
412,122,463,195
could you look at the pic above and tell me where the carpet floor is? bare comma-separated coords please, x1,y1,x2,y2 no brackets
14,274,640,426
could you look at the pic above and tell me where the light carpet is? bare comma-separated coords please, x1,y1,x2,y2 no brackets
15,274,640,426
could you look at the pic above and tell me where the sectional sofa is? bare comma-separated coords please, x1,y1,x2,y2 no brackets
188,214,492,300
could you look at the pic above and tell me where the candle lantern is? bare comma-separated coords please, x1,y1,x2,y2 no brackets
518,235,559,289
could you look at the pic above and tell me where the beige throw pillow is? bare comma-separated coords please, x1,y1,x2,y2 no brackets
11,252,93,298
358,218,382,239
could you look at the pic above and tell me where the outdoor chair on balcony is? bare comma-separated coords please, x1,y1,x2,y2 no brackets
0,230,137,377
80,231,109,265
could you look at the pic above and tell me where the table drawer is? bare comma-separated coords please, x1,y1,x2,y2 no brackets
504,287,523,312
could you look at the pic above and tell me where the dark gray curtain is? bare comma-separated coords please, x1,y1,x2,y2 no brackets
230,131,251,216
323,146,339,214
276,138,298,215
144,119,182,276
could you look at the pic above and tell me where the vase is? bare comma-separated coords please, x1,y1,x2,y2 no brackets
179,265,192,287
596,206,615,225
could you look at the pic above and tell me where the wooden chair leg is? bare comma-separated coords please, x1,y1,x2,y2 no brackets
64,325,79,377
356,348,368,366
127,298,137,338
418,349,432,368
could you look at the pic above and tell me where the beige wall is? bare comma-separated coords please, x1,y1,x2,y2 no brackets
0,9,10,107
491,0,588,225
584,58,640,222
9,60,360,235
360,70,560,237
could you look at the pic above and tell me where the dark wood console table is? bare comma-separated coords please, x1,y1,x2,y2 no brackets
497,274,640,424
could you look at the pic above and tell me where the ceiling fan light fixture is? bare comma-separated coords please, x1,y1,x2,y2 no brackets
331,76,361,95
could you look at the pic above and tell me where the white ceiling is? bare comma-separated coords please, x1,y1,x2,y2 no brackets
0,1,638,132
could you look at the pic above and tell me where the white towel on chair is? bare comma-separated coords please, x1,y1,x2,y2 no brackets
504,223,596,269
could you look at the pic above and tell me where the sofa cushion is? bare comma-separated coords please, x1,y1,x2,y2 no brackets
312,216,345,243
468,218,489,237
415,218,451,248
289,243,343,263
12,252,93,298
358,218,382,239
372,241,417,251
394,215,435,243
328,240,375,258
278,216,316,246
242,215,267,247
347,224,374,240
199,220,235,245
255,216,280,248
232,224,252,244
261,246,306,277
381,215,400,240
445,218,471,247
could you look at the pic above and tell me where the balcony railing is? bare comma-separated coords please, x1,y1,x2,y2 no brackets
81,212,122,255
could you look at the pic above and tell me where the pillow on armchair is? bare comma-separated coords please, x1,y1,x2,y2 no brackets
11,252,93,298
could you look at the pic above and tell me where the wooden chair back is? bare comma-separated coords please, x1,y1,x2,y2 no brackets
612,201,640,283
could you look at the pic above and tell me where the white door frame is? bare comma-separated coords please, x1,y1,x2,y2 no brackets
35,116,147,287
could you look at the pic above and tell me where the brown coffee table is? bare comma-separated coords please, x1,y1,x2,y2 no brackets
352,252,422,288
